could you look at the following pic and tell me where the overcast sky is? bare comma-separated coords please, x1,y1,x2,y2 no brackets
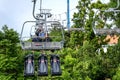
0,0,78,35
0,0,110,37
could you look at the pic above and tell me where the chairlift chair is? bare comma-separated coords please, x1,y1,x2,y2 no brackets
93,10,120,36
22,0,63,77
92,0,120,36
20,20,64,50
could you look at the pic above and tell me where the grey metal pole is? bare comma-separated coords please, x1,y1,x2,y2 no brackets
45,14,47,35
40,0,42,13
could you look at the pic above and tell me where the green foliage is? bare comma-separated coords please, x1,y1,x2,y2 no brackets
91,0,108,9
0,25,21,80
0,0,120,80
70,0,97,48
50,27,64,42
112,65,120,80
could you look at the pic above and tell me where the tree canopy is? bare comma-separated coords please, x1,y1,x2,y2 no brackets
0,0,120,80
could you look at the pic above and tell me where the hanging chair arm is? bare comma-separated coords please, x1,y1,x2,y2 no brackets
32,0,39,20
20,21,36,42
109,0,120,10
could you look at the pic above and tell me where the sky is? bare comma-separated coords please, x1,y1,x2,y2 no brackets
0,0,78,35
0,0,110,37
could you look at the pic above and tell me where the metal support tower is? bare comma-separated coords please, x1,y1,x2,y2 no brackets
67,0,70,30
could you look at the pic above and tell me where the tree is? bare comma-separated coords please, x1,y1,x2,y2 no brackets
61,0,120,79
0,25,22,80
1,0,120,79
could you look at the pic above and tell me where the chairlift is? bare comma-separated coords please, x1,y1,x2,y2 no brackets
20,20,64,50
92,0,120,36
22,0,63,77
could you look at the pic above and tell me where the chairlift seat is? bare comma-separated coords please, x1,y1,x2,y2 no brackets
94,28,120,35
21,42,64,50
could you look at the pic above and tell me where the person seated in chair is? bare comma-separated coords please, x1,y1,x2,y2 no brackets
32,28,43,42
32,28,52,42
36,29,52,42
32,34,40,42
38,31,46,42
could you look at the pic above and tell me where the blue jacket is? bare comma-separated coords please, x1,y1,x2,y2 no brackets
39,32,45,38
